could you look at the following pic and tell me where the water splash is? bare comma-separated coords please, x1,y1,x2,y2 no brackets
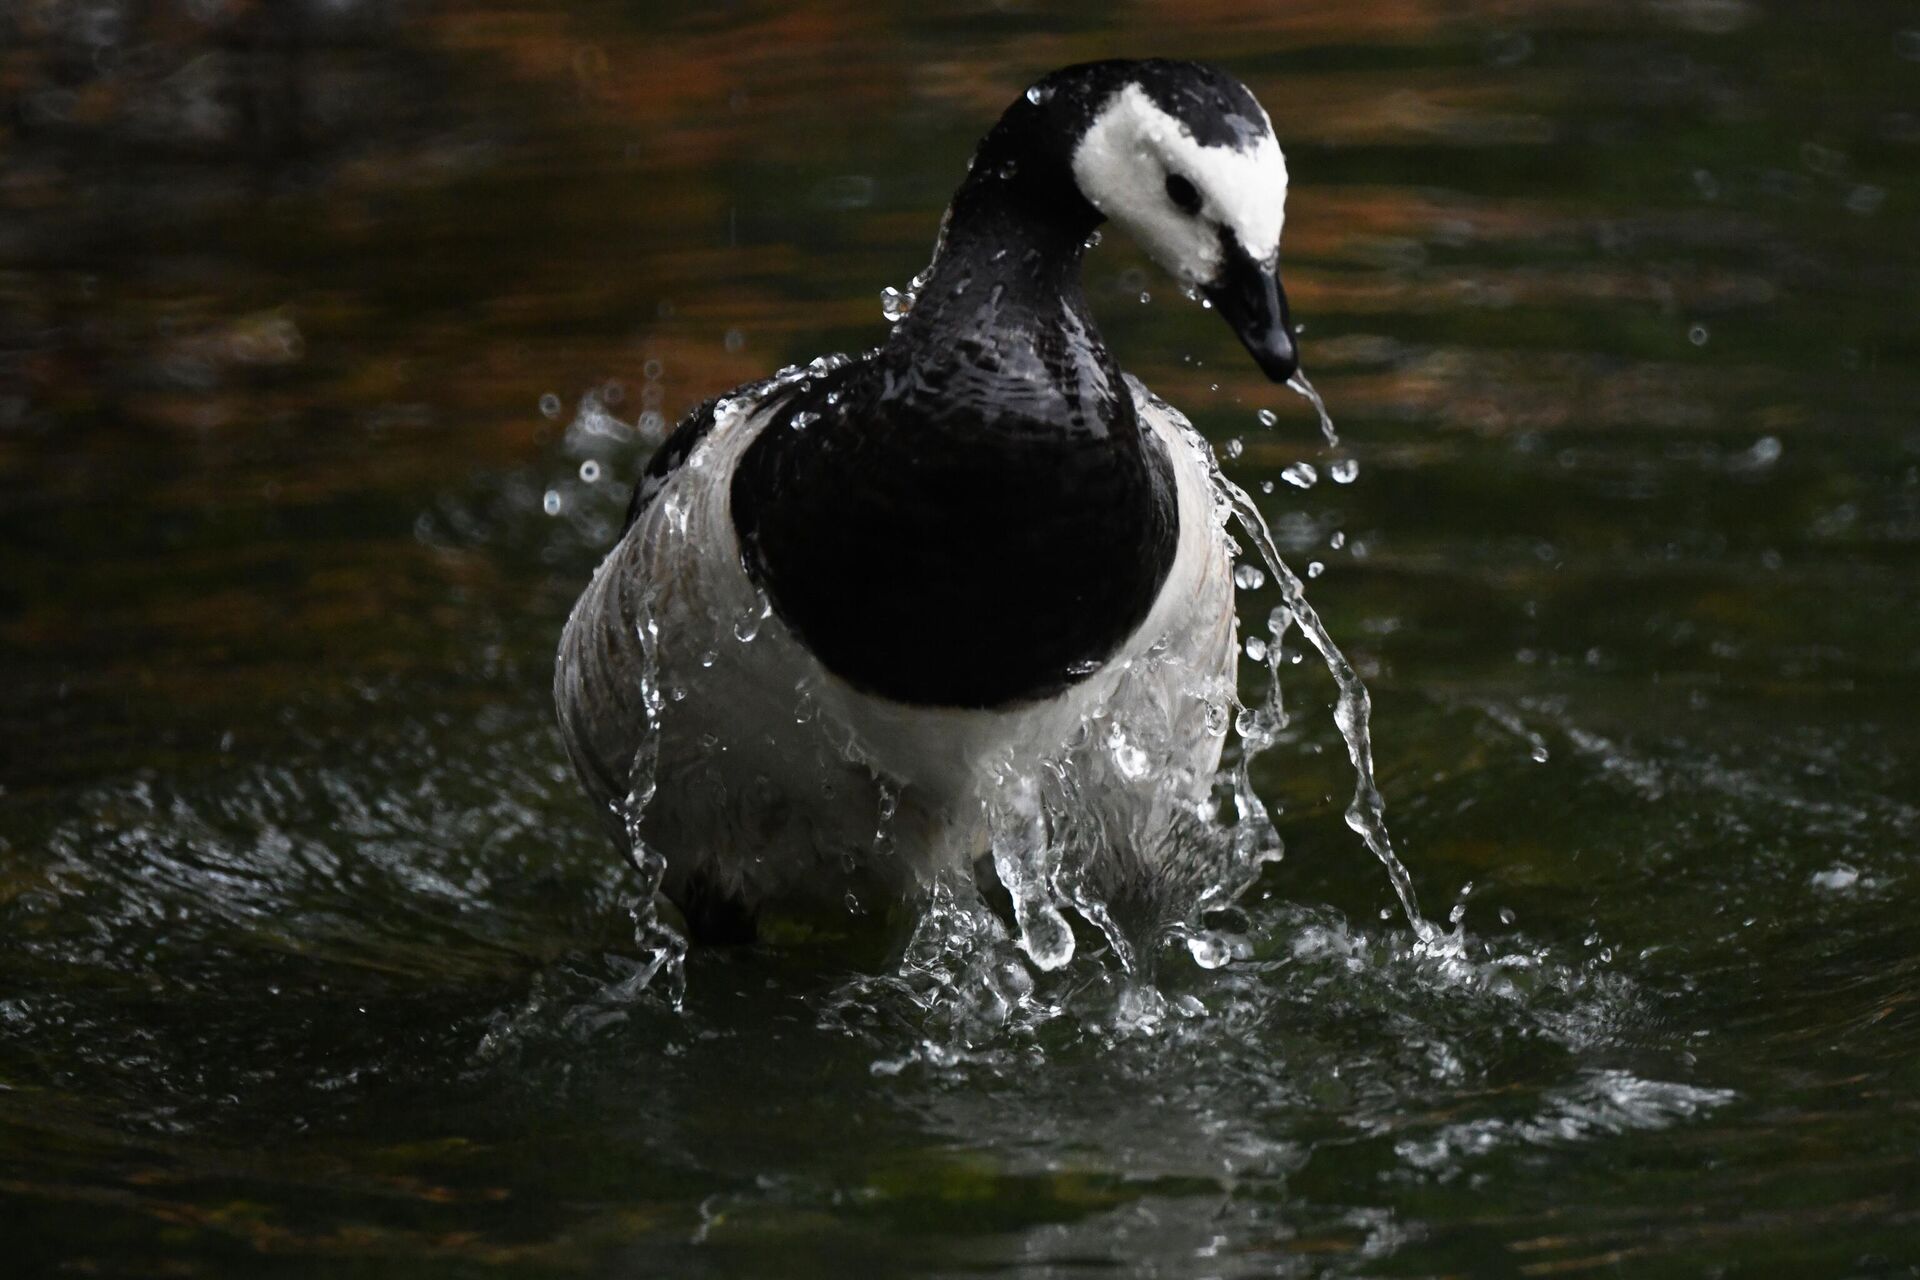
581,359,1447,1050
988,774,1074,970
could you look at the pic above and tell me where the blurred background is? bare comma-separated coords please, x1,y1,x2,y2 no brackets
2,1,1917,1275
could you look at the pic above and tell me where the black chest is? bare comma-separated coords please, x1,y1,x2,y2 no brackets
730,341,1180,709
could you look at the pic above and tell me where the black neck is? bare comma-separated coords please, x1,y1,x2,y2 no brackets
879,111,1127,437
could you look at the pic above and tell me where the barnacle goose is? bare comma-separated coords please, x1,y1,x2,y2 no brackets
556,59,1300,950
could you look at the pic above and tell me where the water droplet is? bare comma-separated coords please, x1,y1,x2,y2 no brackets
734,593,772,642
1083,229,1103,250
1244,636,1268,662
1530,743,1550,763
698,649,718,668
1329,530,1347,549
791,410,819,430
1281,462,1318,489
1235,706,1277,749
1234,563,1266,590
1260,480,1274,494
538,393,562,419
578,459,602,482
1139,291,1151,304
542,489,563,515
1306,561,1325,578
1221,437,1244,459
880,285,913,323
1026,83,1053,105
1256,408,1278,429
1330,458,1360,484
1688,324,1710,346
1106,723,1151,780
1186,931,1232,969
724,328,746,352
1499,907,1516,925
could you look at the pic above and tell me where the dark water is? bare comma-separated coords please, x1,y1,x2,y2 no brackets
4,1,1918,1274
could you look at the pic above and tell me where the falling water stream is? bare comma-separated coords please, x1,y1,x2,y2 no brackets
1213,452,1449,951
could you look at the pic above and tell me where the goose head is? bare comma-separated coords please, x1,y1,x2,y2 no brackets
1045,61,1297,382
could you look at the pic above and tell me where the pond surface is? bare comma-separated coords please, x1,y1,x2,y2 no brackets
4,1,1919,1275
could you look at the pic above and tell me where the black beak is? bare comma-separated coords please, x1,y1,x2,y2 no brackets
1201,231,1298,383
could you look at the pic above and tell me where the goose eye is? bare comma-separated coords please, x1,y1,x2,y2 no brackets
1164,172,1202,215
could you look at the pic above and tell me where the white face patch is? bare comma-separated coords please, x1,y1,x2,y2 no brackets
1069,83,1287,287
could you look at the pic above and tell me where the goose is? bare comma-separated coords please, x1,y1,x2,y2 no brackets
555,59,1299,956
